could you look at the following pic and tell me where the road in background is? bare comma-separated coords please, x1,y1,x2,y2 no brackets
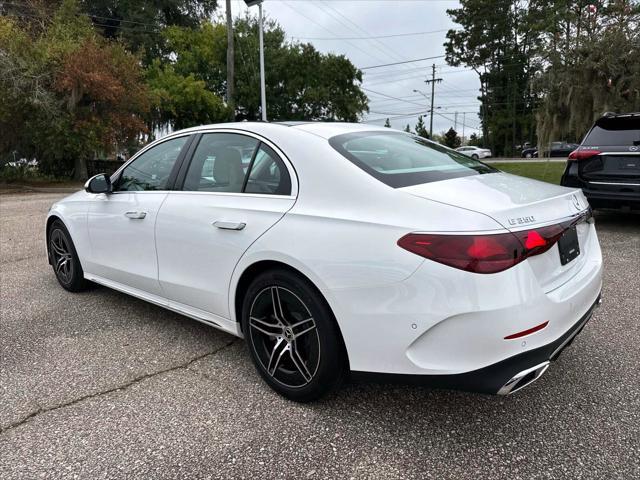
1,192,639,479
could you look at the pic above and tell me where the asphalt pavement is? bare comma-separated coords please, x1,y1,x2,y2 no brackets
1,191,639,479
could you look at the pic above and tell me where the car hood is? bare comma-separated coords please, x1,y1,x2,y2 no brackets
401,172,588,230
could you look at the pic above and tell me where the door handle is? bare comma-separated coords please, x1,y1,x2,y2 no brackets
213,221,246,231
125,211,147,219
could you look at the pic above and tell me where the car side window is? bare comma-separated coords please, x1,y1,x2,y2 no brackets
183,133,258,192
244,144,292,195
116,136,188,191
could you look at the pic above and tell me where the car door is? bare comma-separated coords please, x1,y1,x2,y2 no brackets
155,131,297,320
85,134,192,297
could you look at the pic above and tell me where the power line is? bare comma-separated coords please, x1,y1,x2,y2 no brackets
434,111,480,131
361,87,426,108
362,111,431,123
363,64,471,78
293,28,451,41
316,0,417,71
280,0,392,65
361,55,445,70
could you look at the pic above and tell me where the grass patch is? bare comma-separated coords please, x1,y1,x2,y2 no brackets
490,161,566,184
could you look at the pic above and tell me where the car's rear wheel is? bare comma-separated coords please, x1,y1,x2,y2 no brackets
472,154,479,160
241,268,347,402
525,152,533,159
48,220,89,292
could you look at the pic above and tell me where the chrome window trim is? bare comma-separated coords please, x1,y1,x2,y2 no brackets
588,181,640,186
164,190,296,200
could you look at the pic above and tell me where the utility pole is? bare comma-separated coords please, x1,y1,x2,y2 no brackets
244,0,267,121
425,64,442,139
454,111,458,131
225,0,235,120
258,2,266,121
462,112,466,144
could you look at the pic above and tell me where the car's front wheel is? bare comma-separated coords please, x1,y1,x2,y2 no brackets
48,220,90,292
241,268,347,402
472,154,479,160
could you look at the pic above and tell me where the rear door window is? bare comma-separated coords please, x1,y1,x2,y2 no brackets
584,117,640,146
329,131,495,188
182,133,258,192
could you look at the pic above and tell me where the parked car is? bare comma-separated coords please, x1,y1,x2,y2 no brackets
522,142,580,158
455,145,492,159
47,122,602,401
561,112,640,210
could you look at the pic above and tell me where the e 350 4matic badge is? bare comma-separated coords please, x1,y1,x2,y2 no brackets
508,216,536,226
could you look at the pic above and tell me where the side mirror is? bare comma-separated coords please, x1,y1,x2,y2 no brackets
84,173,112,194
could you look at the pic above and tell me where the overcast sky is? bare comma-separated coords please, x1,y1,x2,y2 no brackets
222,0,481,137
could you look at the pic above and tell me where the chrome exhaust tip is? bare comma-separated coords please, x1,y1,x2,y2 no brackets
497,361,550,396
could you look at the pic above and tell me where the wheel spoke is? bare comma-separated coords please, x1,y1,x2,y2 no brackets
289,345,313,383
55,256,67,272
290,317,316,340
271,287,286,323
249,316,283,337
267,337,288,376
51,240,66,256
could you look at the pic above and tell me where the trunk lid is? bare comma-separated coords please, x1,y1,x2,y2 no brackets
401,172,587,229
401,172,593,291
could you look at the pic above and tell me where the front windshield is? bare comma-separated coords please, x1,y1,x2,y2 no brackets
329,131,496,188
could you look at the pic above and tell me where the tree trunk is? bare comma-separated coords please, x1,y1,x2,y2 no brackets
73,157,88,181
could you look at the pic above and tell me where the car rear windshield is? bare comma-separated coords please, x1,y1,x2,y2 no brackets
584,117,640,146
329,131,496,188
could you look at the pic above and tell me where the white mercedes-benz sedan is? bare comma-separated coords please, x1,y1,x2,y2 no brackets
455,145,492,159
47,122,602,401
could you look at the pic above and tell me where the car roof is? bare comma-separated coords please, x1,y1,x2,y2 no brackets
600,112,640,119
168,121,392,140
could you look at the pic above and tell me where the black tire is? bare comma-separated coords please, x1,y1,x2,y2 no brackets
48,220,90,292
525,153,533,159
471,154,479,160
241,268,347,402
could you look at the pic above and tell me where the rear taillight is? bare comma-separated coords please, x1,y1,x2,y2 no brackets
398,224,567,274
568,149,601,161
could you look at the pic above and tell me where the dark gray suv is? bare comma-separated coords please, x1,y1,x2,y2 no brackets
561,112,640,210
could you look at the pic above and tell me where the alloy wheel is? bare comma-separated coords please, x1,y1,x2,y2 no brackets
248,286,320,388
50,229,74,285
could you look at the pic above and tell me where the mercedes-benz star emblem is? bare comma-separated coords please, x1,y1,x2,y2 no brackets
571,194,582,211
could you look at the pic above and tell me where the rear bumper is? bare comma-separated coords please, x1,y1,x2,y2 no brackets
353,295,601,395
334,221,603,389
582,190,640,209
561,167,640,209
